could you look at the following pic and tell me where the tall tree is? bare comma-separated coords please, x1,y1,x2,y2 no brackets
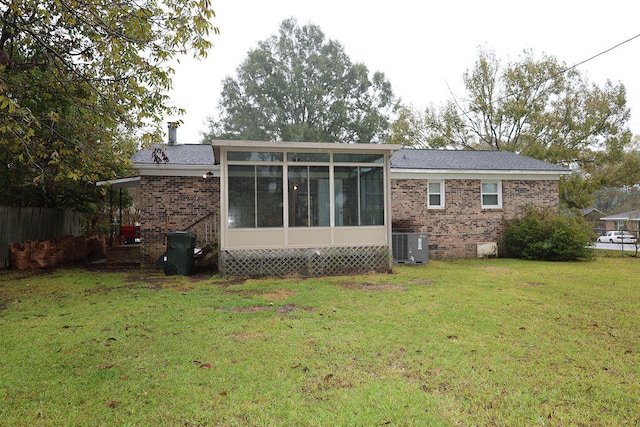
0,0,217,210
389,48,636,209
203,18,397,144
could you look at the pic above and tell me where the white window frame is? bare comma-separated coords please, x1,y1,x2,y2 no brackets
427,180,445,209
481,180,502,209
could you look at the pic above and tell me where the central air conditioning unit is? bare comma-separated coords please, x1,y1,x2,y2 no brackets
392,233,428,264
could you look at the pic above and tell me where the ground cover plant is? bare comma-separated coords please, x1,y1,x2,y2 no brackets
0,256,638,426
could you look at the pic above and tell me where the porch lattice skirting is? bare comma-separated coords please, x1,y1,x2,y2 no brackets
219,245,391,277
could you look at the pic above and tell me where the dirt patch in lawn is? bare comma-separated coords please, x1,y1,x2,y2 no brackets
407,278,436,286
224,288,296,301
264,289,296,301
125,273,170,286
228,303,309,315
230,306,272,313
516,282,546,287
337,281,406,291
228,331,264,340
212,277,247,287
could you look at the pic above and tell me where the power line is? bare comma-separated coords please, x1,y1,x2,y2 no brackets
562,32,640,74
452,31,640,121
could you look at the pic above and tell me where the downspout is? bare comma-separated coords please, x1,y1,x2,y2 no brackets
119,188,123,243
109,188,113,247
385,152,393,272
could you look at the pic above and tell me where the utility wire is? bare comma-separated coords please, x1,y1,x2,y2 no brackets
562,32,640,74
454,31,640,118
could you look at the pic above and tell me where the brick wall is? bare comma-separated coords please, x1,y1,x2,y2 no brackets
391,178,560,259
138,175,560,264
138,176,220,266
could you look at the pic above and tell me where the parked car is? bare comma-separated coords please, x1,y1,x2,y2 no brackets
596,231,637,244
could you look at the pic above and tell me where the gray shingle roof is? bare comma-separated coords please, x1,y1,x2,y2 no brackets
131,145,569,173
391,149,570,172
131,144,215,165
600,210,640,220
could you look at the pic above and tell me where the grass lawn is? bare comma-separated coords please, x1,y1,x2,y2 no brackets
0,255,638,426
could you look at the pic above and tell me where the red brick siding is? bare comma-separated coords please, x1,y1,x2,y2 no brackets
138,175,560,264
138,176,220,266
391,178,559,259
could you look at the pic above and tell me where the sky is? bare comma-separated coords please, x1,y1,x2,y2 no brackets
167,0,640,144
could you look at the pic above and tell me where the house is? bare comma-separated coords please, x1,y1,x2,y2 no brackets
599,210,640,237
126,139,570,276
132,140,400,276
581,207,607,235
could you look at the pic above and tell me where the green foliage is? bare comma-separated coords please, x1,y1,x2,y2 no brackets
594,184,640,215
502,207,595,261
390,48,638,209
411,48,632,163
203,18,398,143
0,0,217,210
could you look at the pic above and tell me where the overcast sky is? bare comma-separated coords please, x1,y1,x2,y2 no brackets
167,0,640,144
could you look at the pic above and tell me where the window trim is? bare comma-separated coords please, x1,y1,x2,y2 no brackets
427,180,445,209
481,180,502,209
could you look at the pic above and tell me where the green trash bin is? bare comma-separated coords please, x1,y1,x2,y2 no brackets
165,231,196,276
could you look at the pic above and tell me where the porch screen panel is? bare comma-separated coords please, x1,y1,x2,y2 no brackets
288,166,307,227
228,165,255,228
256,166,283,227
334,166,359,226
288,166,330,227
359,167,384,225
311,167,330,226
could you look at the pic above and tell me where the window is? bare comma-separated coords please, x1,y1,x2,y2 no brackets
288,166,330,227
228,165,283,228
287,152,330,163
359,167,384,225
427,180,444,209
481,181,502,208
333,153,384,163
334,166,384,226
227,151,283,162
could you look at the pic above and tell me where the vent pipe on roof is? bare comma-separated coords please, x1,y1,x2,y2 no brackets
168,122,178,145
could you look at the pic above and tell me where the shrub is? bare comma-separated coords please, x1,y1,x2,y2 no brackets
502,207,595,261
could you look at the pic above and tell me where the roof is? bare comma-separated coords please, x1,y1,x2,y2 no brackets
132,141,400,167
131,144,216,165
130,144,571,179
600,210,640,221
581,207,606,217
209,139,400,152
391,149,570,172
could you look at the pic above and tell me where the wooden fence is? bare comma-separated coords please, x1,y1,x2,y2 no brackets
0,206,80,268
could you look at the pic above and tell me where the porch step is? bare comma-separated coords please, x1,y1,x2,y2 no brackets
195,242,219,266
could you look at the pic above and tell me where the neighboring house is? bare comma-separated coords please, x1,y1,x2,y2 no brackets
599,210,640,237
125,139,570,276
581,207,607,235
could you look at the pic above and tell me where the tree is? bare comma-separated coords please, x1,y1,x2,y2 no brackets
391,48,636,209
203,18,397,144
0,0,217,211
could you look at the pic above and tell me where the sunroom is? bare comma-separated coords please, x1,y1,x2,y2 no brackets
211,140,400,276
